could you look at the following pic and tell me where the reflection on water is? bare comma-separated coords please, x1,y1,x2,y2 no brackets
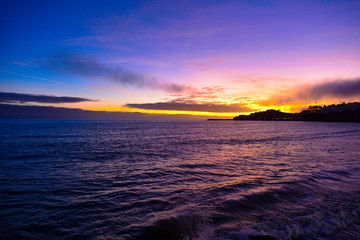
0,120,360,239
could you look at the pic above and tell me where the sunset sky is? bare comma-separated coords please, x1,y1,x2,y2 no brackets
1,0,360,119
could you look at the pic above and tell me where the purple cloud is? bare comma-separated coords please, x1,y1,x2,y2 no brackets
305,78,360,98
40,52,193,93
0,92,96,104
270,78,360,104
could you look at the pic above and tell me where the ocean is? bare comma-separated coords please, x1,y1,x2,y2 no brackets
0,120,359,240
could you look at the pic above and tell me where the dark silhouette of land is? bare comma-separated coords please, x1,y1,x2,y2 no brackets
232,102,360,122
209,102,360,122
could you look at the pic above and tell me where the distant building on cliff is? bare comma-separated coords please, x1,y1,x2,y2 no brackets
303,102,360,114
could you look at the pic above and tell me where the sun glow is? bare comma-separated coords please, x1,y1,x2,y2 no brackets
82,105,251,117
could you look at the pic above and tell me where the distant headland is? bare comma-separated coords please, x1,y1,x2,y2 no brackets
208,102,360,122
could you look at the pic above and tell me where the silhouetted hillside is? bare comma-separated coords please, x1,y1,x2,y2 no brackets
233,102,360,122
233,110,296,121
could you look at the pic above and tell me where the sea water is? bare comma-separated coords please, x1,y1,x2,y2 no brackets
0,120,359,240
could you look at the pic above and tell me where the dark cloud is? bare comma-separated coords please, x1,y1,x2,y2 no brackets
0,92,96,104
125,101,253,113
306,78,360,98
40,52,192,93
0,104,215,120
271,78,360,104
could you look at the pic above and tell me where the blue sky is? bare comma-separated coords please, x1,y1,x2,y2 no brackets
1,0,360,119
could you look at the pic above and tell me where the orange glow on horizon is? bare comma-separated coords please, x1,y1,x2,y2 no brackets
80,105,251,117
57,97,360,118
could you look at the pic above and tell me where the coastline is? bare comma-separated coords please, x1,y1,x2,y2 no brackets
208,102,360,122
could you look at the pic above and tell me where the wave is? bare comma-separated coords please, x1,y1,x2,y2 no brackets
130,168,360,240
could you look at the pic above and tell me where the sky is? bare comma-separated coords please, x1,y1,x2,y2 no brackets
1,0,360,119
